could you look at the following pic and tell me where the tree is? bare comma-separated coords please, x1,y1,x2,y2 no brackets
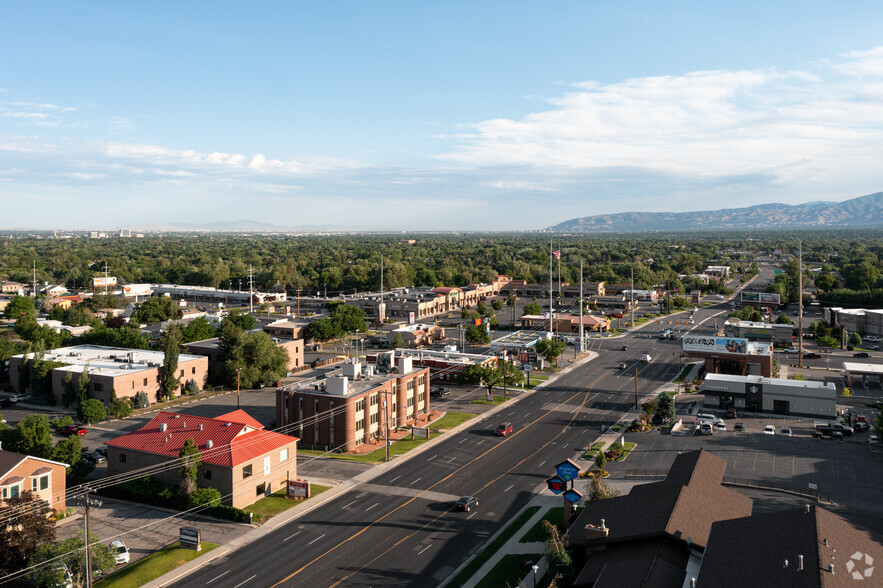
594,451,606,471
653,393,676,425
185,378,201,396
188,486,221,508
523,302,542,316
178,437,202,495
817,335,839,349
491,299,502,311
584,477,621,503
536,338,566,367
0,491,56,576
330,304,367,333
181,316,217,343
51,416,74,431
459,361,521,400
3,295,36,320
224,331,290,388
131,296,178,325
13,415,54,458
133,390,149,409
162,335,180,400
391,332,405,349
848,332,862,347
506,294,516,308
775,314,792,325
28,531,116,588
464,324,490,344
108,391,133,418
52,435,83,473
78,398,107,424
305,317,338,343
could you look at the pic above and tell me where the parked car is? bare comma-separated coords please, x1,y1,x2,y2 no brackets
802,352,821,359
641,354,652,362
617,362,628,370
781,427,792,437
734,422,746,432
868,433,879,444
699,422,714,435
110,540,130,564
854,414,868,423
58,424,87,436
812,430,824,439
95,447,108,457
763,425,776,435
782,348,799,354
454,496,479,512
7,393,28,404
494,422,513,437
854,421,870,432
431,387,451,397
853,352,871,358
725,408,738,419
83,451,106,464
816,423,853,436
832,431,844,441
714,422,727,432
621,345,629,351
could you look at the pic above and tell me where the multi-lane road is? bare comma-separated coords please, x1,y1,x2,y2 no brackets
172,308,720,588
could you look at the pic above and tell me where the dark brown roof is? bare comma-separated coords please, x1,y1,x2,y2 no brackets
574,538,690,588
698,505,883,587
0,450,26,478
569,450,752,552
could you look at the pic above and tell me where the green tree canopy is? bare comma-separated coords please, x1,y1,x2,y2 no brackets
28,531,116,588
224,331,290,388
162,335,180,400
131,296,179,324
523,302,542,316
178,437,202,494
52,435,83,473
181,316,217,343
12,415,54,459
536,338,566,367
0,491,56,576
464,324,490,344
77,398,107,424
305,317,338,342
3,295,36,320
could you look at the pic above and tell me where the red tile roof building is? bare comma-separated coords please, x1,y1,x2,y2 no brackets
106,410,298,509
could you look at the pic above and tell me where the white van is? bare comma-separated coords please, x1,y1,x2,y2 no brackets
699,422,714,435
695,413,724,426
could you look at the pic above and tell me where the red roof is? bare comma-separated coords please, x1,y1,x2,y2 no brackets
106,411,297,468
433,287,459,294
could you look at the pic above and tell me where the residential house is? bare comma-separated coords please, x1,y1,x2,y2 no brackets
0,449,68,512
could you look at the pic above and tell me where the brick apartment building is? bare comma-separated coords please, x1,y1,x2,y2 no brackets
105,409,298,509
277,360,431,452
0,450,68,512
9,345,209,406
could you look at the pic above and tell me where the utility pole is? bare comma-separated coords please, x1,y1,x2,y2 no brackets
384,392,390,462
549,238,554,336
236,368,242,409
31,261,37,298
84,487,93,588
248,265,254,314
103,262,110,295
630,267,635,331
798,242,803,368
578,259,584,355
296,289,301,317
634,367,639,410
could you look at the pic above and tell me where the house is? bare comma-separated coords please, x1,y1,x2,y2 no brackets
0,449,68,512
568,450,753,587
387,323,445,347
0,281,26,295
105,410,298,509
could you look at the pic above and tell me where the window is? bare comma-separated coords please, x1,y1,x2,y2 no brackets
192,367,196,374
407,397,413,408
203,470,212,480
355,418,365,431
131,381,134,389
280,448,289,462
32,478,38,491
370,413,378,425
243,464,253,479
355,399,365,412
256,482,266,497
39,475,49,491
370,394,378,406
94,382,104,392
180,369,184,377
9,484,20,499
119,454,127,463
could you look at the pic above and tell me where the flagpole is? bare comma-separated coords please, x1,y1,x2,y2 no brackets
549,237,553,337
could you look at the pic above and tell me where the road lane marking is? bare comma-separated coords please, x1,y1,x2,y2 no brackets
467,512,477,519
365,502,379,511
409,477,422,485
458,438,469,444
232,575,256,588
342,500,357,509
207,570,230,584
308,533,326,546
537,460,546,468
283,531,302,542
389,475,401,483
562,443,568,449
417,544,432,555
447,457,456,463
427,454,437,461
504,485,513,492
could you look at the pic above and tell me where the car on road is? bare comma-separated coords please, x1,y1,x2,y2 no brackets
641,354,652,362
813,430,824,439
781,427,792,437
7,393,28,404
832,431,844,441
617,362,628,370
454,496,478,512
83,451,106,464
110,540,130,565
621,345,629,351
853,352,871,358
431,387,451,397
494,422,513,437
58,424,87,436
725,408,738,419
763,425,776,435
714,422,727,432
854,421,870,432
818,423,854,436
868,433,879,444
869,345,880,351
782,348,799,354
734,422,746,432
802,352,821,359
699,422,714,435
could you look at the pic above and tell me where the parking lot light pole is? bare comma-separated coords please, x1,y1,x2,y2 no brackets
236,368,242,409
532,564,539,587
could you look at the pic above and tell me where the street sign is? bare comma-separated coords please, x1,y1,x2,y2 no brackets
808,482,818,490
555,459,581,482
180,528,201,551
522,363,533,372
563,489,583,504
546,475,566,495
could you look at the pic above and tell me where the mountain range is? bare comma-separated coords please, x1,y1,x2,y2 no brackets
548,191,883,232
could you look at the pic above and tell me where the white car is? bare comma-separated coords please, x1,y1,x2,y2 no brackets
110,540,130,564
868,433,879,445
714,422,727,432
763,425,776,435
781,427,792,437
641,354,652,362
699,422,714,435
782,348,799,354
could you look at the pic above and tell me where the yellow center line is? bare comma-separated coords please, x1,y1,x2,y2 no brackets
272,369,607,588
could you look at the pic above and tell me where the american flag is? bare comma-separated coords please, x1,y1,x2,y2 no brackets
553,249,560,260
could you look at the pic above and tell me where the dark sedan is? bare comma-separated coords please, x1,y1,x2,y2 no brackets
454,496,479,512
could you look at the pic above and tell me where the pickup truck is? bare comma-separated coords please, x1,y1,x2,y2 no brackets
815,423,853,436
58,424,88,436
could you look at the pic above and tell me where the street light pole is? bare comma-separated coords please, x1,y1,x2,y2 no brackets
236,368,242,409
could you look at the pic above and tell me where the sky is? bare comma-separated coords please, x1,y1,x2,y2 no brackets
3,1,883,231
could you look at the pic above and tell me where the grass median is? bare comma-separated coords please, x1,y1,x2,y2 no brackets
443,505,540,588
247,484,332,523
96,541,218,588
475,553,543,588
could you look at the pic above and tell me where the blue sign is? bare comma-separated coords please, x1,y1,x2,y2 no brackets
555,459,581,482
546,476,566,495
563,489,583,504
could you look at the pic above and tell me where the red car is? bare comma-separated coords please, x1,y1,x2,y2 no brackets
58,424,87,436
495,422,513,437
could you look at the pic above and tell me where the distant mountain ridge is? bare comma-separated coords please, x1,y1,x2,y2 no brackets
548,192,883,232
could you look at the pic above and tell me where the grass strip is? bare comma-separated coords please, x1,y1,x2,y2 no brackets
519,506,585,543
674,363,695,383
444,505,540,588
469,395,509,405
247,484,331,522
475,552,543,588
582,441,606,460
95,541,218,588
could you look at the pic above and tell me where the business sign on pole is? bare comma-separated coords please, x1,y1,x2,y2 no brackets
546,475,566,495
179,528,201,551
122,283,151,297
555,459,581,482
563,489,583,504
92,277,117,288
759,292,781,305
683,336,751,356
288,479,310,499
409,312,415,325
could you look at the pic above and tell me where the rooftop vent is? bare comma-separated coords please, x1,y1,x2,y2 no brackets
160,423,168,432
798,555,804,571
199,424,203,431
174,415,180,419
207,440,213,449
226,422,232,427
828,564,835,574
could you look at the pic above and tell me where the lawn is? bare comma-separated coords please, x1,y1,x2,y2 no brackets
519,507,584,543
674,363,695,383
247,484,331,522
95,541,218,588
469,395,509,405
474,553,543,588
300,412,478,463
607,441,636,461
582,441,606,460
443,506,540,588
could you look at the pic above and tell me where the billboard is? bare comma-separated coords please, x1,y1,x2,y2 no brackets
683,336,750,356
122,283,151,297
741,291,781,305
92,277,117,288
288,479,310,498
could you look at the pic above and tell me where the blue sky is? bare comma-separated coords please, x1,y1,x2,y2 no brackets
3,1,883,230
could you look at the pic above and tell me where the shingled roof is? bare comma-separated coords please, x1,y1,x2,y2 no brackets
106,411,297,468
698,505,883,587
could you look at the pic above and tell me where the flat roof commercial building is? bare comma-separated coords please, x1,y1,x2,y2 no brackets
276,360,431,452
366,348,496,382
9,345,209,406
825,307,883,338
724,319,794,347
152,284,286,306
699,373,836,419
682,335,774,378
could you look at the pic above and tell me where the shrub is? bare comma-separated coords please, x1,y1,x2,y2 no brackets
52,415,74,430
108,396,133,418
78,398,107,424
207,504,248,522
133,391,149,409
188,487,222,508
